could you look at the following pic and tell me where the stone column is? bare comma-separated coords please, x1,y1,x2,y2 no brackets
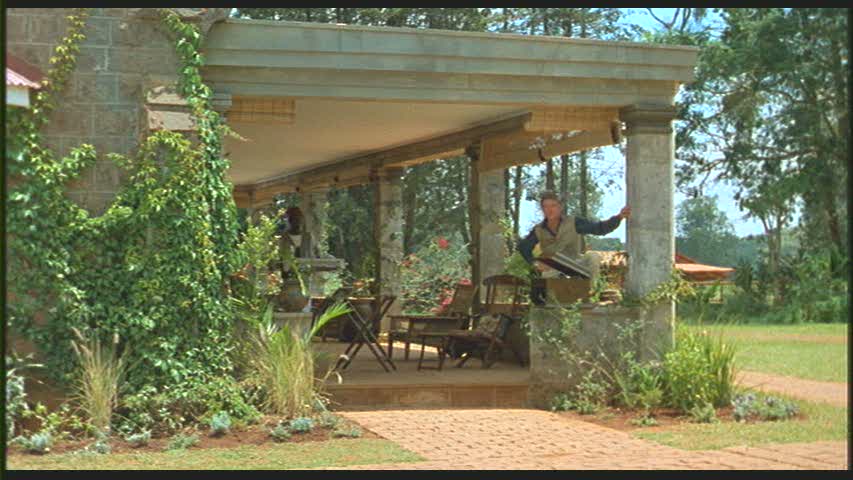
299,187,330,297
467,143,508,309
372,167,404,332
300,187,329,258
620,104,677,360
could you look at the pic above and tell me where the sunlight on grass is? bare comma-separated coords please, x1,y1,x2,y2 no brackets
7,438,422,470
634,395,848,451
684,324,848,382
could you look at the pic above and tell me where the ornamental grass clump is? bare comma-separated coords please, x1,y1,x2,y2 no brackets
245,302,350,418
663,327,738,413
69,328,126,436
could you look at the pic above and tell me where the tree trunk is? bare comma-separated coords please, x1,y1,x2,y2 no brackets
513,166,522,239
579,150,589,253
460,157,471,246
504,168,511,221
403,172,417,254
559,154,569,203
546,158,555,190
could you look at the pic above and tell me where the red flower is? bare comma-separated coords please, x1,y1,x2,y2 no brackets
436,237,450,250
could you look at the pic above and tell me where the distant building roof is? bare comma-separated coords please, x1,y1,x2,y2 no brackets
6,52,44,89
591,250,735,283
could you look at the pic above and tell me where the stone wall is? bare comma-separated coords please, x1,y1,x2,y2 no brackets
526,304,671,409
6,8,228,215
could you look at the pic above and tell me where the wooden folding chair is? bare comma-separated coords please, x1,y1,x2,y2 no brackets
334,295,397,372
440,274,528,369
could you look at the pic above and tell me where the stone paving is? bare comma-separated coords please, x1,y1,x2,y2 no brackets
326,409,847,470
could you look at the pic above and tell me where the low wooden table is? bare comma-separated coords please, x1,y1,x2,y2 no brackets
387,314,463,361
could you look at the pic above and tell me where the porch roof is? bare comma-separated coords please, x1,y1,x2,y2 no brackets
199,18,698,207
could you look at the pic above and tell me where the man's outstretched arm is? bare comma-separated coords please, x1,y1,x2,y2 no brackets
575,206,630,236
574,215,622,236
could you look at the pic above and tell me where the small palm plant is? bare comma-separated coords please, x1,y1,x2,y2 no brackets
69,328,126,436
247,302,351,418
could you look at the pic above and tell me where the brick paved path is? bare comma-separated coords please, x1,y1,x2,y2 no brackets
739,371,848,407
327,409,847,470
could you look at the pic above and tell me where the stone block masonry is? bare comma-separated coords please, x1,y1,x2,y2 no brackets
6,8,229,215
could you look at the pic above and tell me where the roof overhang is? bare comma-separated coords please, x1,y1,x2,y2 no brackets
200,19,698,206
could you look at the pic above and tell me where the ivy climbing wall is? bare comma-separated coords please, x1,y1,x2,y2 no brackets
6,8,229,215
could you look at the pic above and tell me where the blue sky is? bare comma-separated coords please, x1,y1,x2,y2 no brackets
518,8,768,240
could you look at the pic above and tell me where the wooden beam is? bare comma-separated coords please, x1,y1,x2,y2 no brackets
480,127,618,172
526,106,619,132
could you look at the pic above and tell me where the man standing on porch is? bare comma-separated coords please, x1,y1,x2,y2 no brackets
517,191,630,297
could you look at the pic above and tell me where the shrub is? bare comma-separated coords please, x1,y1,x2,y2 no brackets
732,393,799,422
69,328,126,435
549,393,573,412
269,423,292,442
688,402,719,423
166,433,199,451
613,359,664,412
331,426,362,438
5,353,42,440
663,327,738,412
19,402,92,442
209,411,231,437
88,439,112,454
399,233,471,313
317,412,341,429
18,432,53,455
289,417,315,434
629,414,659,427
116,376,260,437
124,430,151,448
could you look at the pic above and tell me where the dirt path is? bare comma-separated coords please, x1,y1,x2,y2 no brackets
738,370,848,407
324,409,846,470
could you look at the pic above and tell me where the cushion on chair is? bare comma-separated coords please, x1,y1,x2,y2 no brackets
474,314,501,335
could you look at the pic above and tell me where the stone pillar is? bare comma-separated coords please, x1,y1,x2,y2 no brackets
620,104,677,359
372,167,404,332
300,187,329,258
298,187,330,297
467,144,508,309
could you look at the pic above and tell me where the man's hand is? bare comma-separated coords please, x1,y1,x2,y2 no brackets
535,262,551,272
618,206,631,219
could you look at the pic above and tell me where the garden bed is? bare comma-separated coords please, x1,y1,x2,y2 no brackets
6,415,378,457
556,404,806,433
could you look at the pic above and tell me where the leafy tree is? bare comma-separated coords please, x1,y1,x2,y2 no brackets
676,195,739,267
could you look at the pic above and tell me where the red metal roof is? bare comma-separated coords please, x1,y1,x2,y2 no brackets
6,52,44,89
592,250,735,283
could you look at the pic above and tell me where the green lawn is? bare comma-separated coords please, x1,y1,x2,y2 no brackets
634,394,848,450
684,323,848,382
7,438,422,470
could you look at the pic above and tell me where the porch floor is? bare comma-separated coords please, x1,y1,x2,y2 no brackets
314,340,529,409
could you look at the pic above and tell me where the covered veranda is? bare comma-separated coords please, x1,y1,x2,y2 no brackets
198,18,698,407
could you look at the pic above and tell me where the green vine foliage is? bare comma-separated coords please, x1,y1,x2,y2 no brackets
6,9,255,423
